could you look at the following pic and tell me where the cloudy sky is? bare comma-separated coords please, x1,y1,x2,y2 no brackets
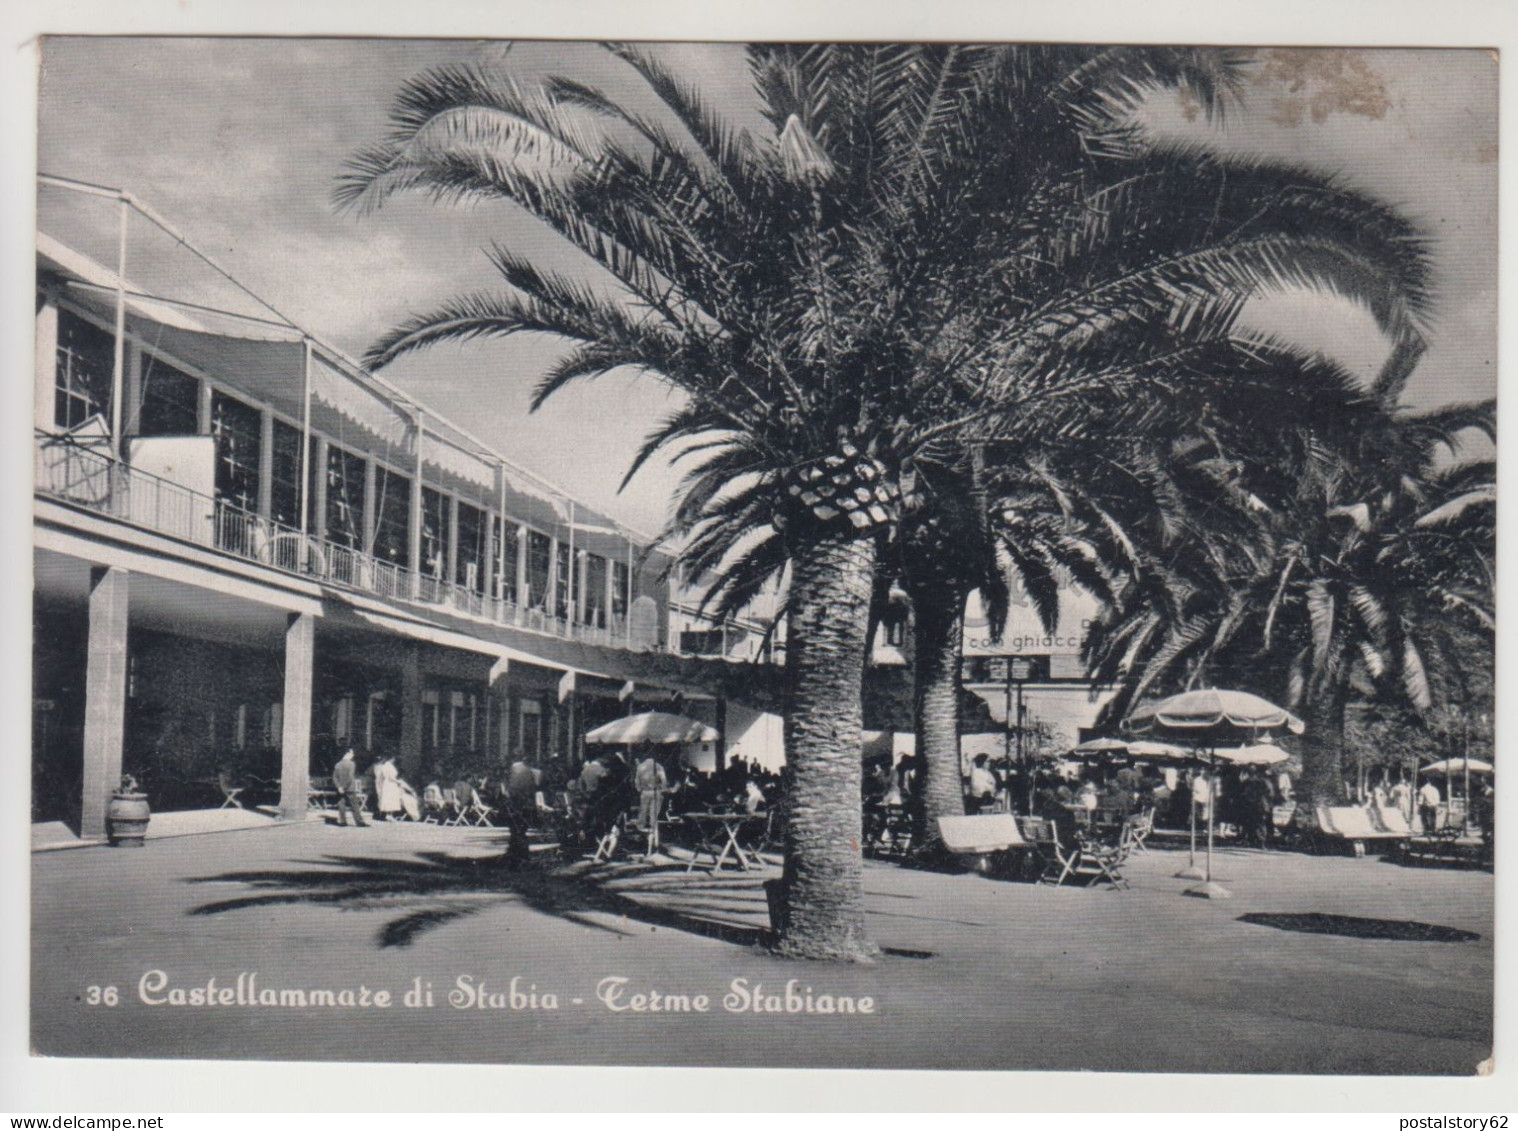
37,40,1497,534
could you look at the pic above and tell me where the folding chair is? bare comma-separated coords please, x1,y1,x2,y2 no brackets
216,772,246,810
591,810,633,863
1039,822,1129,889
464,788,496,828
421,783,446,824
441,789,468,827
1119,808,1154,854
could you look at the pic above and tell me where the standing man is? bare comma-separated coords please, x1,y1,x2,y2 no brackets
503,756,540,868
1418,776,1443,835
634,745,668,835
331,749,368,828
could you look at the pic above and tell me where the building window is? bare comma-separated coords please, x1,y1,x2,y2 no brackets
332,695,353,743
496,519,520,603
456,502,487,594
612,559,630,619
517,697,543,762
372,467,411,565
54,310,114,431
270,420,304,529
210,390,261,512
680,629,726,657
555,542,572,621
324,445,366,549
526,530,551,610
137,356,199,436
421,486,450,580
422,687,441,750
584,553,607,628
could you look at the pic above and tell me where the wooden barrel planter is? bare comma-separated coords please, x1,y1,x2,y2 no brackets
106,789,151,847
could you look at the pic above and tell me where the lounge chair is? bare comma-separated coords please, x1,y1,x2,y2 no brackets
937,814,1029,874
1315,805,1406,856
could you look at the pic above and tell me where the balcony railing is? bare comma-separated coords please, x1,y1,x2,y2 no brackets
37,440,654,652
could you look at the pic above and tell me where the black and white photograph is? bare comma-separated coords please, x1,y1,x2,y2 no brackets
6,7,1506,1110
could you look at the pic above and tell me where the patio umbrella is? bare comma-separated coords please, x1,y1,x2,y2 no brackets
1126,688,1305,899
1126,688,1304,741
1421,758,1493,835
584,711,719,746
1125,740,1194,763
1419,758,1493,775
1214,743,1291,767
1072,736,1130,755
1066,738,1191,763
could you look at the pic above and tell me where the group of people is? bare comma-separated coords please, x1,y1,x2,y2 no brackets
326,745,780,864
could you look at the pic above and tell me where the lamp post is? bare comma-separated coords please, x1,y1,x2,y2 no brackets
1009,657,1031,814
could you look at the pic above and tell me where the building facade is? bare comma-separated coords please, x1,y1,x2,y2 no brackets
33,177,774,834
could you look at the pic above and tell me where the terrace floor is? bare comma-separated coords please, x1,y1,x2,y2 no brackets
29,817,1492,1075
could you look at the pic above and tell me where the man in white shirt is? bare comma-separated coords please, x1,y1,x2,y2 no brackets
1418,779,1442,834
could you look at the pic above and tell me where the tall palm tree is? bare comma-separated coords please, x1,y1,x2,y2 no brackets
339,44,1431,957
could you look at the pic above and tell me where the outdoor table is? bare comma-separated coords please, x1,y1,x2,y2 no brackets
683,811,768,874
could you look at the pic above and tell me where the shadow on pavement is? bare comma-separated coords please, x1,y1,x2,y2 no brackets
1237,911,1480,943
184,850,771,951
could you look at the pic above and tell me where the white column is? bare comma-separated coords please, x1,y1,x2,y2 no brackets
109,197,127,459
361,457,377,554
298,340,313,567
311,436,329,545
80,566,130,839
547,534,559,616
34,299,58,433
277,612,315,821
408,414,424,596
196,380,213,436
516,525,529,613
577,550,589,625
446,494,460,590
124,343,143,439
257,409,274,520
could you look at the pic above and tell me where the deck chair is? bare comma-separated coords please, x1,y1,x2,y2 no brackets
307,776,338,810
216,772,246,810
1373,805,1415,836
1119,808,1155,854
1317,805,1401,857
591,810,634,863
1039,822,1129,889
441,788,469,827
463,787,496,827
421,783,446,824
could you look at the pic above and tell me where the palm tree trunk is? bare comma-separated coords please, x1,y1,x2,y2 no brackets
908,580,968,853
1298,683,1350,810
774,533,880,963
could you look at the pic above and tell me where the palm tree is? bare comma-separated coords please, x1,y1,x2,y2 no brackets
1086,349,1494,809
339,44,1431,957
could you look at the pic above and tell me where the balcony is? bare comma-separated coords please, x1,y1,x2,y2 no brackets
36,438,641,650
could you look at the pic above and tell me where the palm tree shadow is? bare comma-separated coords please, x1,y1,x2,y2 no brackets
185,850,771,951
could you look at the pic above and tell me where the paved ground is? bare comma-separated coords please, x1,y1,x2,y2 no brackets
30,818,1492,1074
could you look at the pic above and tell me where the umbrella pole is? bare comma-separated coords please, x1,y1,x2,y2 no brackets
1205,758,1215,880
1176,761,1205,880
1185,748,1231,899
